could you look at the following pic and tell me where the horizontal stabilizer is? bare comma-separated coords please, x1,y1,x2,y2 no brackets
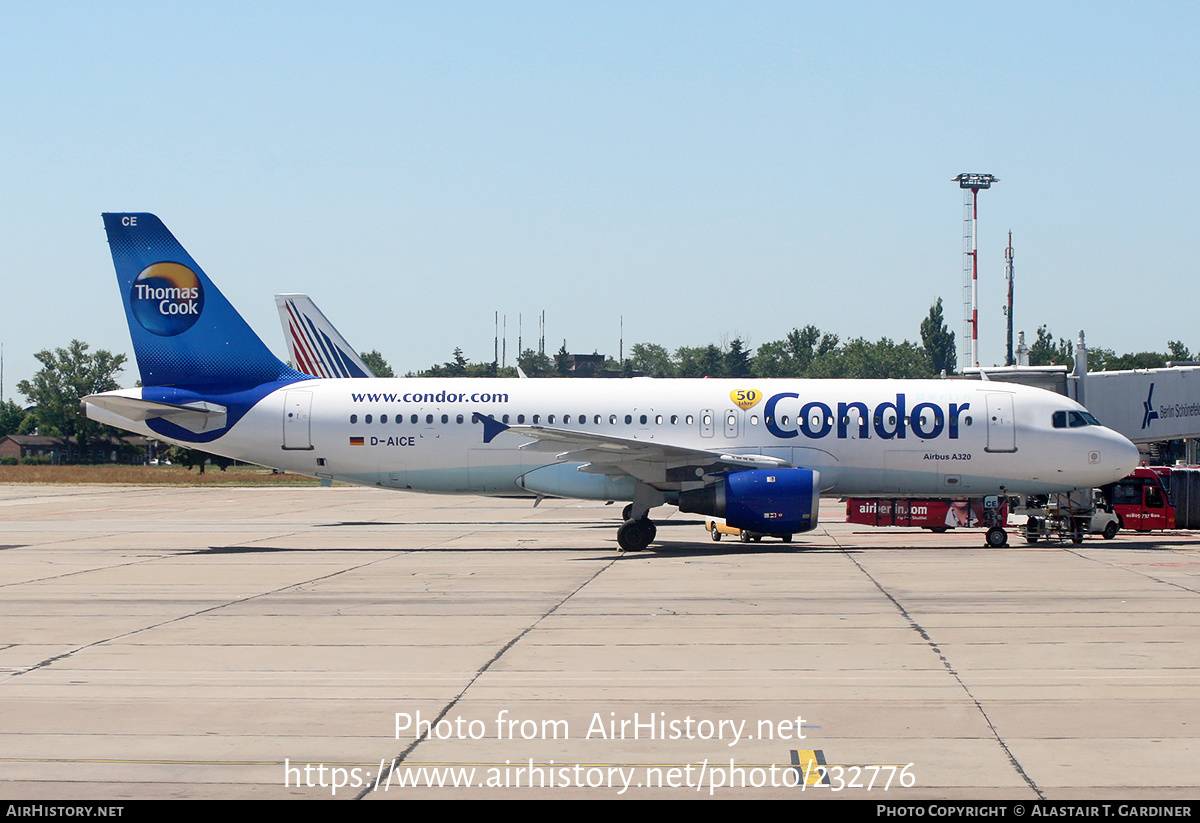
84,392,228,434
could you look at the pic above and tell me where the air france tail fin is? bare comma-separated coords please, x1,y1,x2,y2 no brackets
103,213,304,389
275,294,374,378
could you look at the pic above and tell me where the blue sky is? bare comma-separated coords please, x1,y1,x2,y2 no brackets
2,2,1197,394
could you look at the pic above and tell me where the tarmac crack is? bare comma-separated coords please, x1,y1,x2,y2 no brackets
358,554,622,799
1064,546,1200,595
828,532,1045,801
0,533,425,685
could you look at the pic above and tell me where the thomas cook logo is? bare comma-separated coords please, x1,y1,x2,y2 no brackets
130,263,204,336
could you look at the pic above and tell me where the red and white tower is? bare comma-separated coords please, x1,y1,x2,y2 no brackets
952,173,998,370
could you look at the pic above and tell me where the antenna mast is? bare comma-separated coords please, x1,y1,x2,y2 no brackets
952,173,999,369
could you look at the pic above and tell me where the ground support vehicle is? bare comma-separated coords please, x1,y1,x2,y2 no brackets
705,519,793,544
845,496,1011,547
1010,489,1118,544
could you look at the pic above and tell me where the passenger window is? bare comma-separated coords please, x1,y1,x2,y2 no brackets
350,414,358,424
625,414,632,424
502,414,510,424
671,415,679,425
380,414,387,424
426,414,433,424
518,414,526,424
656,415,663,424
365,414,373,424
440,414,448,424
410,414,418,424
548,415,555,424
640,415,648,424
532,414,540,424
456,414,463,424
610,414,618,425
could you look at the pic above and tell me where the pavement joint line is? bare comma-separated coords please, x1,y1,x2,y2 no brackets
826,529,1045,802
359,554,622,799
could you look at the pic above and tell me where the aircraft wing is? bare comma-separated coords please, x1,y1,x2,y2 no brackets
491,419,790,486
83,391,228,434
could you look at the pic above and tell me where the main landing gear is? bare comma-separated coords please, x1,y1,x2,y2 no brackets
617,517,657,552
617,483,665,552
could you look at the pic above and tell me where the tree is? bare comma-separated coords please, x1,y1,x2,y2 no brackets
724,338,753,378
359,350,395,378
17,340,127,462
629,343,675,378
1167,340,1193,363
808,337,933,379
517,348,553,377
164,445,233,474
0,399,29,438
753,325,838,378
1028,325,1073,369
920,298,956,375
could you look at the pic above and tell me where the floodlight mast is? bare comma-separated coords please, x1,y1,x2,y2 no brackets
953,173,998,369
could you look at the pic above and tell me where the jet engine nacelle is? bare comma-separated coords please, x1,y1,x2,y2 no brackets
678,468,820,535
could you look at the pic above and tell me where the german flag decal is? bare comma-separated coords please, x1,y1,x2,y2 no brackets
349,436,365,446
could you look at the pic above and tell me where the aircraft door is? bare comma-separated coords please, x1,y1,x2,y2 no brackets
723,409,740,439
984,393,1016,453
282,390,313,450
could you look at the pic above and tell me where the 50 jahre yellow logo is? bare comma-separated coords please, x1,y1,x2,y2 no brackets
730,389,762,410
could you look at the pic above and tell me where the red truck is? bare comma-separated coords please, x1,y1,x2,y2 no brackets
1105,466,1200,531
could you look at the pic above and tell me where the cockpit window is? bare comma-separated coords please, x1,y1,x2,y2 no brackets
1053,410,1102,428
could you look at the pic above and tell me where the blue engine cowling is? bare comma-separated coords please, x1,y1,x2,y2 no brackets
677,468,820,535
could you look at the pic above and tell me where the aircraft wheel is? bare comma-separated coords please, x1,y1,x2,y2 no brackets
986,527,1008,548
622,504,633,520
928,526,950,534
1102,521,1119,540
710,524,722,542
617,519,653,552
738,530,752,543
1024,517,1040,543
781,534,793,543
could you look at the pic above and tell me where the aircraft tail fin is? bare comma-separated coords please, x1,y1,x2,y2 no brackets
102,213,304,389
274,294,374,378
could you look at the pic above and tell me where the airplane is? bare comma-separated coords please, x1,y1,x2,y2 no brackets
85,213,1141,551
275,293,375,379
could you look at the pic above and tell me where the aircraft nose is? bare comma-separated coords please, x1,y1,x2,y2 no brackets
1093,429,1140,484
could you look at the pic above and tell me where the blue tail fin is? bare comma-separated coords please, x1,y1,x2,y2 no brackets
103,213,304,389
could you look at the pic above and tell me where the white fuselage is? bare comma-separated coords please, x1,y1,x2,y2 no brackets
95,377,1140,501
